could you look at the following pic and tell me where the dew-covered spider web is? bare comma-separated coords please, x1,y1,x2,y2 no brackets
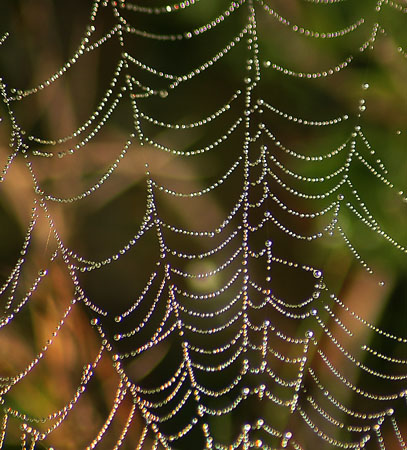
0,0,407,448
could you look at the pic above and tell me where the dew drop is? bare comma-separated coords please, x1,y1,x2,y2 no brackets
257,418,264,427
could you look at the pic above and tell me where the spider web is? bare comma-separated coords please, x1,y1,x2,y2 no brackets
0,0,406,448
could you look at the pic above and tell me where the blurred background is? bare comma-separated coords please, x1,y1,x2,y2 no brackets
0,0,406,448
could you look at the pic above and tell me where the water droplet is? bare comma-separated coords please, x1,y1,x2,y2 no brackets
362,83,369,90
313,270,322,278
159,90,168,98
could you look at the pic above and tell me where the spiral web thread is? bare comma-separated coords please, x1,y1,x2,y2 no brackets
0,0,407,448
